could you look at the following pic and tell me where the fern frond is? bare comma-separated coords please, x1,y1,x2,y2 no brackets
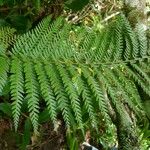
44,63,73,128
12,16,52,56
96,69,130,125
10,57,24,131
120,15,139,59
0,56,9,94
124,37,132,59
102,66,143,117
130,63,150,84
24,60,39,133
80,31,96,60
135,24,148,57
0,27,16,53
81,66,111,124
67,65,98,129
94,27,113,61
123,64,150,96
114,67,143,111
56,64,83,129
1,14,149,134
113,20,124,61
34,61,57,125
49,23,74,60
99,26,115,61
33,17,66,59
90,34,102,61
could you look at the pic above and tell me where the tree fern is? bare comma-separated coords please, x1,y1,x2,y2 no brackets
0,14,149,134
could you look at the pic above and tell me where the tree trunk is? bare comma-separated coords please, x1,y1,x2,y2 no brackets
113,104,140,150
116,117,140,150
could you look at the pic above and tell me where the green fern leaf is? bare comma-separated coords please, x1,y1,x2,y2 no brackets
97,69,130,125
0,27,16,53
12,16,52,55
135,24,148,57
1,14,149,134
56,64,83,129
10,57,24,131
81,66,111,124
44,63,73,128
113,20,124,61
35,61,57,125
0,56,9,94
115,67,143,111
67,65,98,129
24,60,39,133
123,64,150,96
130,63,150,84
102,66,143,117
120,15,139,59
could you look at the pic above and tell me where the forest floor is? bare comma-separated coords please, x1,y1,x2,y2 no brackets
0,118,66,150
0,118,102,150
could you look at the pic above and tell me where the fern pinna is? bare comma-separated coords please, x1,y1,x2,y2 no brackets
0,15,149,134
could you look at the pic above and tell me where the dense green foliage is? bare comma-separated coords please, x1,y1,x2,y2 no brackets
0,1,150,148
0,14,149,136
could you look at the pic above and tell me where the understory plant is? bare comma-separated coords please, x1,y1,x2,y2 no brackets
0,14,150,149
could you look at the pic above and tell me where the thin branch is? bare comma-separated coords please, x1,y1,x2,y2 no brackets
101,11,120,23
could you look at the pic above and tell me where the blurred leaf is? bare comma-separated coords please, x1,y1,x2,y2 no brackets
143,131,150,139
65,0,90,11
20,119,32,150
6,15,32,33
0,102,12,117
0,44,5,55
66,131,79,150
0,0,4,6
0,19,10,27
4,0,15,6
34,0,41,12
143,100,150,119
142,121,150,139
0,81,10,96
39,109,50,123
